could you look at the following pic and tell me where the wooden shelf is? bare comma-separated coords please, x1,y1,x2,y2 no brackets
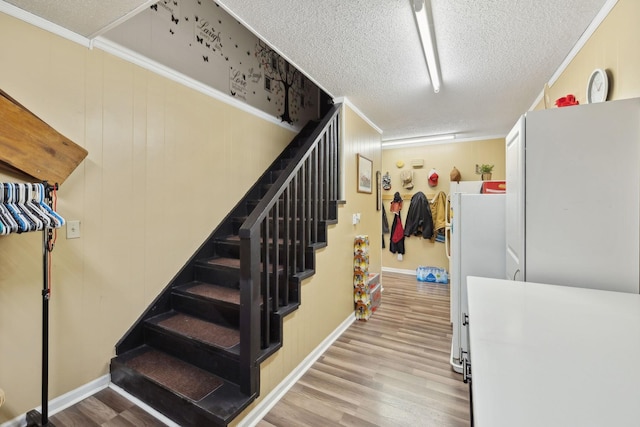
0,89,88,184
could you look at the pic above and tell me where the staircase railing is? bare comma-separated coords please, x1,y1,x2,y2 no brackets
238,103,341,395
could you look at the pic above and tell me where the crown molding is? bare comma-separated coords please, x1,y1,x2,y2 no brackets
529,0,619,111
333,97,383,134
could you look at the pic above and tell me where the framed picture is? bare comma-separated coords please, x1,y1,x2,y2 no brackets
357,154,373,194
376,171,382,210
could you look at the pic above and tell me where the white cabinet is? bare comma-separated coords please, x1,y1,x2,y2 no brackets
505,116,524,281
467,276,640,426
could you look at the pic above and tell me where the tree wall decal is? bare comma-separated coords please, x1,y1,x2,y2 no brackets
255,40,303,124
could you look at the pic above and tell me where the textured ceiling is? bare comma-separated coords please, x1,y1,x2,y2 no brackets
216,0,609,141
2,0,155,38
2,0,609,141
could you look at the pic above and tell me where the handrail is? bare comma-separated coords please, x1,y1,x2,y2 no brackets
237,104,341,395
239,104,341,237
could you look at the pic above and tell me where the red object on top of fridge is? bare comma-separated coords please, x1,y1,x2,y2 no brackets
481,181,506,194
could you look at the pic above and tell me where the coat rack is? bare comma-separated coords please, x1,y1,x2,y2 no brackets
0,182,64,427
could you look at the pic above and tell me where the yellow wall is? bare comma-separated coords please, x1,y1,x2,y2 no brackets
0,12,381,423
537,0,640,109
0,11,294,420
342,106,383,276
381,138,505,273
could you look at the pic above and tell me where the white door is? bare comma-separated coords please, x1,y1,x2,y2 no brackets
505,116,525,280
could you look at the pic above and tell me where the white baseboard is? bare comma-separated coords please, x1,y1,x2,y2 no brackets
109,384,180,427
236,313,356,427
1,375,110,427
0,375,179,427
381,266,417,276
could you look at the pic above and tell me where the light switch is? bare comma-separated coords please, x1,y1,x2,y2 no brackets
67,220,81,239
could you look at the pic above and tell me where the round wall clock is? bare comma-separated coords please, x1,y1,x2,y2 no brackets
586,68,608,103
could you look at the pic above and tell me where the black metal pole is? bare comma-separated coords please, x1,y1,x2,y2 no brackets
41,225,51,425
26,183,55,427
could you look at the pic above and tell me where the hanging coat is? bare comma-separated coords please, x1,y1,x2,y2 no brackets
382,204,390,249
390,214,405,254
404,191,434,239
430,191,448,242
389,192,405,254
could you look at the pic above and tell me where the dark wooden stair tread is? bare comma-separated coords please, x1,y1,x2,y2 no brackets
202,256,285,274
222,234,289,245
124,348,223,401
178,281,240,305
204,257,241,269
220,235,302,249
155,312,240,349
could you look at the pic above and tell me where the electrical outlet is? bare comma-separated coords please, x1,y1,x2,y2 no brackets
67,220,81,239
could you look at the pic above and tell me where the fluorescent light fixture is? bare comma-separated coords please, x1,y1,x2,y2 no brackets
381,134,455,147
412,0,441,93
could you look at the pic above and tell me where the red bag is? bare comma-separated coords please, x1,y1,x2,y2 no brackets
392,216,404,243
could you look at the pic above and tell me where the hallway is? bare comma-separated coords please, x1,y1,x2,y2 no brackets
258,272,470,426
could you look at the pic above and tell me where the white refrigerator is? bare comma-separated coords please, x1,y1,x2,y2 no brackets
506,97,640,293
446,181,484,323
449,192,505,374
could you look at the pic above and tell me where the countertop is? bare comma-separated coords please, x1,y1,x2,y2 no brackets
467,276,640,427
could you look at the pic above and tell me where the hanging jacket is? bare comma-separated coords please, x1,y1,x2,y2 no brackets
382,204,390,249
430,191,448,242
382,204,390,234
403,191,434,239
389,214,405,254
389,192,405,254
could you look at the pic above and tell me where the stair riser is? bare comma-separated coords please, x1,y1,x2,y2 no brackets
269,169,283,182
269,222,306,241
144,325,241,384
231,214,318,235
195,265,239,287
231,212,330,237
172,293,240,328
110,360,226,427
246,198,318,212
213,240,241,259
215,239,301,263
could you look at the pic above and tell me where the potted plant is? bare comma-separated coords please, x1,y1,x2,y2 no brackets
479,164,494,181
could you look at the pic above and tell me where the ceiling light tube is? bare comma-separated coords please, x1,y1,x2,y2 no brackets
381,134,455,147
413,0,441,93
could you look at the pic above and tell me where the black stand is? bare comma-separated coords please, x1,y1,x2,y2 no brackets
26,184,56,427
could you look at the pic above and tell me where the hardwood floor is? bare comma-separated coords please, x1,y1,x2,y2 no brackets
258,272,470,426
49,387,168,426
48,272,469,426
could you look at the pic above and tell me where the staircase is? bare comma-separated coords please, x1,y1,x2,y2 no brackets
110,104,342,426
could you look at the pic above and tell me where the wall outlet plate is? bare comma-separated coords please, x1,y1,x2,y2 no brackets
67,220,80,239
